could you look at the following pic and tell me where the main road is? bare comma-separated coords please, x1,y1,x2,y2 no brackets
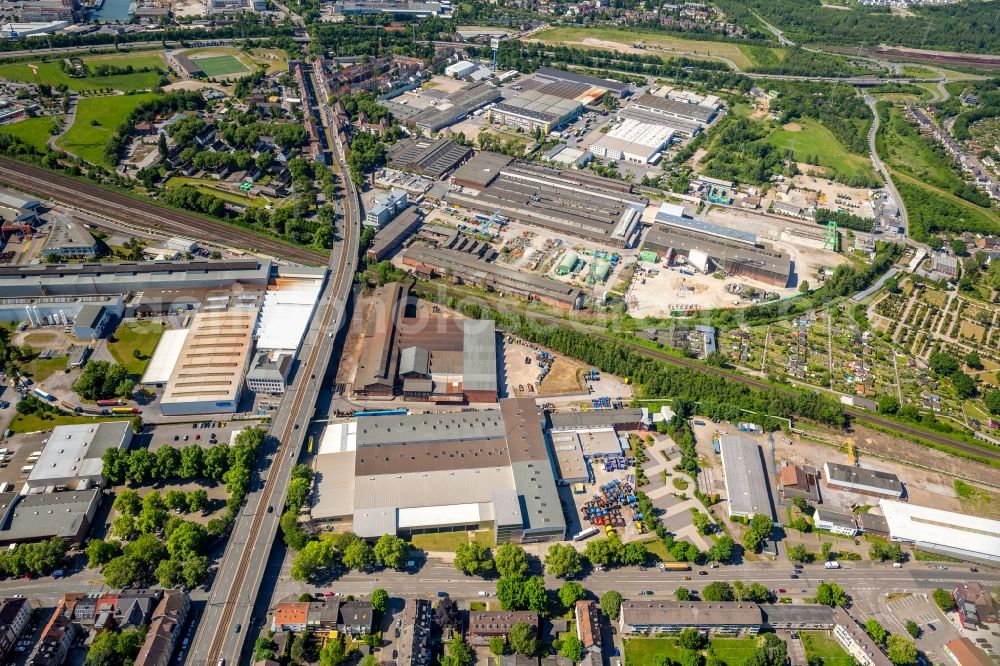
185,70,362,665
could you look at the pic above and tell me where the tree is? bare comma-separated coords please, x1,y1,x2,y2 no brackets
798,280,810,293
679,628,707,650
179,445,205,478
965,351,983,370
290,633,308,663
254,632,278,661
703,581,734,601
675,587,691,601
950,238,967,256
707,535,734,563
985,390,1000,416
123,532,167,571
951,371,976,399
434,596,460,629
865,619,888,645
113,488,141,516
373,534,408,569
558,581,586,609
454,541,494,577
905,619,921,638
187,489,208,514
85,628,144,666
816,582,848,607
788,545,813,563
509,621,539,656
164,490,187,512
342,539,375,571
877,396,900,414
887,635,917,665
560,634,584,662
102,555,139,588
869,541,904,562
87,539,122,568
137,490,168,534
129,414,143,434
821,542,833,561
442,637,474,666
371,588,388,613
290,539,336,582
286,476,311,511
601,590,622,620
320,635,347,666
490,637,507,656
155,558,183,588
167,520,207,560
544,543,583,578
495,542,530,578
932,588,955,612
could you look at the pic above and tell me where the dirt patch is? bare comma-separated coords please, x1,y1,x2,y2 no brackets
783,123,803,132
538,357,586,396
162,81,230,94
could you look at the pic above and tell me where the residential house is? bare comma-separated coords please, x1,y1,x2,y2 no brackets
954,582,997,628
134,590,191,666
27,603,76,666
0,597,31,658
468,611,540,646
397,598,433,666
575,600,602,654
270,599,373,636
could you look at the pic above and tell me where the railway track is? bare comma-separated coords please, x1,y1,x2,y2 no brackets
0,157,327,266
200,119,361,663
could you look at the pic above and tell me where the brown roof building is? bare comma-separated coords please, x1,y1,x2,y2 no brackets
134,590,191,666
943,638,993,666
354,282,409,397
575,600,601,652
954,582,997,628
468,611,539,646
619,601,763,636
779,465,820,502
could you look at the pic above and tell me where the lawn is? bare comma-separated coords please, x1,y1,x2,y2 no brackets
408,530,495,552
19,356,67,383
106,320,164,376
0,61,161,92
58,93,159,167
164,176,271,207
530,26,751,70
0,116,57,151
901,65,938,78
10,411,129,434
766,118,876,180
82,51,166,71
801,631,855,666
709,638,759,666
625,638,758,666
191,55,248,77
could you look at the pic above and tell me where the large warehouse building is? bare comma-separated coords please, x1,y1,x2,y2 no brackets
310,398,566,544
719,435,775,520
631,93,720,126
26,421,132,492
533,66,630,98
879,500,1000,565
590,119,674,164
387,137,472,179
823,462,903,499
384,81,501,133
447,154,648,248
160,309,256,416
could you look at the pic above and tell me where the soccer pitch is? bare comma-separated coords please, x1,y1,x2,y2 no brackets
192,55,248,76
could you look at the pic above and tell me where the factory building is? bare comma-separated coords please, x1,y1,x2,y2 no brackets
384,81,501,134
590,119,674,164
366,208,424,261
0,490,102,546
879,499,1000,565
822,462,903,499
654,204,756,246
0,260,272,298
447,155,647,248
719,435,775,520
160,309,256,416
402,236,585,311
334,0,450,16
533,66,630,98
365,189,409,228
387,137,472,179
631,93,719,125
26,421,133,492
354,282,409,397
71,301,121,340
643,225,791,287
310,398,566,544
42,215,100,260
490,93,583,134
445,61,478,79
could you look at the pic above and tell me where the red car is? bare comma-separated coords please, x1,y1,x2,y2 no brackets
777,588,786,593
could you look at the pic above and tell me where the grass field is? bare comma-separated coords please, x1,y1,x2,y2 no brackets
801,631,855,666
766,118,876,180
82,51,166,71
192,55,248,77
530,26,752,70
10,411,129,434
624,638,758,666
901,64,938,78
106,320,164,376
164,176,271,207
0,116,57,151
883,107,965,189
0,61,161,92
20,356,67,383
58,93,158,167
408,530,494,552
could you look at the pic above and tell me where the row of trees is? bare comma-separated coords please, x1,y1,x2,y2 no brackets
74,360,134,401
865,618,919,665
0,537,67,577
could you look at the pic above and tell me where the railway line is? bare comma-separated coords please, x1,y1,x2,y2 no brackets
0,157,327,266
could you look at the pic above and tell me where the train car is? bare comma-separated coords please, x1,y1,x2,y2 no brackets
111,407,140,415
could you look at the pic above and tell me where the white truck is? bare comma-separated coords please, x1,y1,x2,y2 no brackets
824,561,841,569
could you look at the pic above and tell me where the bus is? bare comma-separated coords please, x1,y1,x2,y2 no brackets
573,527,600,542
32,388,55,402
660,562,691,571
111,407,140,415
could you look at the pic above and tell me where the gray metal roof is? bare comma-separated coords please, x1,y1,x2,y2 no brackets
548,408,645,431
462,319,497,392
824,462,902,496
621,601,764,629
632,94,717,123
74,303,106,330
759,604,834,627
719,435,775,519
0,490,101,542
399,346,430,377
535,66,629,95
814,508,859,530
654,210,757,245
355,410,506,447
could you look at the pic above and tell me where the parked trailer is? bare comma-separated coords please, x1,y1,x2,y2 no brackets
19,465,33,473
32,388,55,401
660,562,691,571
111,407,140,415
96,399,124,407
573,527,600,541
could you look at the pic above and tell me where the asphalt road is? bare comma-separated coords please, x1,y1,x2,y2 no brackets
864,94,912,235
185,64,362,666
0,157,327,266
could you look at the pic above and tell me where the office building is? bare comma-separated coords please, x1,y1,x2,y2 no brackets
366,190,409,228
72,301,121,340
245,351,292,396
42,216,100,260
813,509,859,536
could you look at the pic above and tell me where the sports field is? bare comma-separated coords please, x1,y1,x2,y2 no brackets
766,118,877,180
58,93,159,167
530,26,752,70
0,116,57,151
192,55,248,77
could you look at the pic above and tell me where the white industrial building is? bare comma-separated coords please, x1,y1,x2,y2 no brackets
445,61,478,79
255,278,323,353
141,328,191,386
719,435,774,520
25,422,132,492
879,499,1000,565
590,119,674,164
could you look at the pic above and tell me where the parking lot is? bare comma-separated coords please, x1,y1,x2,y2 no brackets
144,419,253,451
0,431,52,491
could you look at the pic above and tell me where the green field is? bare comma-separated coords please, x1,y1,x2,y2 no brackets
10,411,129,434
192,55,248,77
801,632,855,666
624,638,759,666
164,176,271,207
408,530,495,552
106,320,165,376
530,26,752,70
766,118,877,180
20,355,67,383
58,93,158,167
0,116,57,151
0,61,161,92
82,51,166,71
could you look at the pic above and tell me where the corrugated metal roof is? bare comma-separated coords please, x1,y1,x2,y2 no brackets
356,411,506,446
353,467,515,510
463,319,497,392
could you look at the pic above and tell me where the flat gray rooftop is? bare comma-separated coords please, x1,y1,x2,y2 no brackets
719,435,775,519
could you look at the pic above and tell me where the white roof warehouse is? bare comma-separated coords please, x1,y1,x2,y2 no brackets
879,499,1000,565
